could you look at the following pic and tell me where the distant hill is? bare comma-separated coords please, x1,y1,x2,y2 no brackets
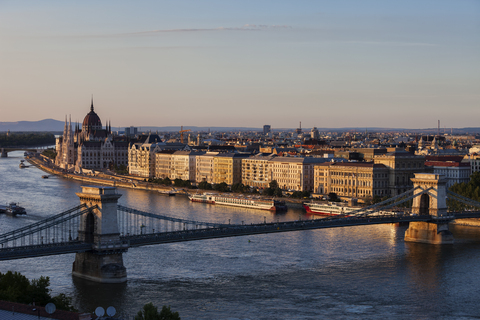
0,119,65,132
0,119,479,134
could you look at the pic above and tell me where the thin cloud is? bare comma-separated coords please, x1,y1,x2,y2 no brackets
103,24,292,37
343,40,437,47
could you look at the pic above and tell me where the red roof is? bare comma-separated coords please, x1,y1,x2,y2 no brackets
425,161,470,167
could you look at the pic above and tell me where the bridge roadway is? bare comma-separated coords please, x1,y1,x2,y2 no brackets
0,213,454,261
2,211,480,261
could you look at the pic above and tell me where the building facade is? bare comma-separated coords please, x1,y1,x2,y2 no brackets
425,160,471,188
314,162,389,198
213,153,249,185
128,134,164,178
269,157,326,192
55,101,128,172
241,154,276,188
195,152,219,183
373,149,425,196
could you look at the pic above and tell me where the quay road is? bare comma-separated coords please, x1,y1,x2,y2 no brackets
26,154,306,207
26,154,176,194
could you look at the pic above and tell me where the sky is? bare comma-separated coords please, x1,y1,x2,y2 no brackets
1,0,479,129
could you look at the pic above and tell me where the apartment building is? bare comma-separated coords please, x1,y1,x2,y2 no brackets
425,160,471,188
171,151,203,181
314,162,389,198
154,150,176,179
128,134,164,178
463,154,480,175
213,153,250,185
195,152,219,183
241,154,276,188
269,157,327,192
373,149,425,196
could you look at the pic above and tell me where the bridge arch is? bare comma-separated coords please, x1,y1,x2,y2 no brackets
84,212,95,243
405,173,453,244
419,193,430,215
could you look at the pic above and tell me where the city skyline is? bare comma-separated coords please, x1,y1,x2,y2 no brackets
1,0,479,128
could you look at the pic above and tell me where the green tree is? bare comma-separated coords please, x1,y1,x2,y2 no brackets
0,271,76,311
448,171,480,211
231,183,248,193
214,182,229,192
51,293,78,312
42,149,57,160
135,302,180,320
198,181,213,190
269,180,279,190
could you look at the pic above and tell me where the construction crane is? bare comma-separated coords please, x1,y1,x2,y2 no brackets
180,126,191,144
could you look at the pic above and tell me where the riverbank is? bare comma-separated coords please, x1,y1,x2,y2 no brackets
26,156,306,207
27,156,177,194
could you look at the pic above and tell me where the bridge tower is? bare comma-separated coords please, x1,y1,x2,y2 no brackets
404,173,454,244
72,186,128,283
1,148,7,158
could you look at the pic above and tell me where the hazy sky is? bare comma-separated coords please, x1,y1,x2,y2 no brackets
1,0,479,129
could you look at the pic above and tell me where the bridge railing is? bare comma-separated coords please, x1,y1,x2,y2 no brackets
117,205,229,237
0,205,96,249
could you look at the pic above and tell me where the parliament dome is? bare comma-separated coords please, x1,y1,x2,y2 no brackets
82,99,103,133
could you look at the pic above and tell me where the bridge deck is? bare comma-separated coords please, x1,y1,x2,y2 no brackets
2,212,480,261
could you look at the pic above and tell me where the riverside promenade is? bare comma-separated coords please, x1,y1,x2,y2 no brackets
25,154,306,209
26,155,176,194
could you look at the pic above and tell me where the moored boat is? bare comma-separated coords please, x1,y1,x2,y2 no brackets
303,201,361,216
189,193,287,211
303,201,400,217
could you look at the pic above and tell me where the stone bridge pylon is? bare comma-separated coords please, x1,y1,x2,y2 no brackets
72,186,128,283
404,173,454,244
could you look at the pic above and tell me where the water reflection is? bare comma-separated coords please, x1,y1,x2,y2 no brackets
4,151,480,318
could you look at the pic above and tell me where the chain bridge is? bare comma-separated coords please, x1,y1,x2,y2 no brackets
1,173,480,283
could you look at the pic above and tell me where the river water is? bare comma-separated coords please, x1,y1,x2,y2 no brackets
1,151,480,319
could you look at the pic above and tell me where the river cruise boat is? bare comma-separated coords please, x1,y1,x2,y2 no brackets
189,193,287,211
303,201,362,216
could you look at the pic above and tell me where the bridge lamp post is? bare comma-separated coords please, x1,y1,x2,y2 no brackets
264,216,266,224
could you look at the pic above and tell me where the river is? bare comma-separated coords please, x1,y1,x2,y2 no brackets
1,151,480,319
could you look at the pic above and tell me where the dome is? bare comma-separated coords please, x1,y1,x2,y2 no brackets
82,99,102,131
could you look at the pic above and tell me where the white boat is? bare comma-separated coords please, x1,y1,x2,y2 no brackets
189,193,287,211
303,201,361,216
303,201,399,217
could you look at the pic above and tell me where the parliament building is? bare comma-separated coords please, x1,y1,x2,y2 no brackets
55,100,128,172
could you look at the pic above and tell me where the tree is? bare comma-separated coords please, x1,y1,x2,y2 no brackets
135,302,180,320
328,192,339,202
269,180,279,190
0,271,76,311
51,293,77,312
198,181,212,190
214,182,229,192
448,171,480,211
231,183,248,193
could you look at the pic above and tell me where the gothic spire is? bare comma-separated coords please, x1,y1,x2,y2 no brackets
91,95,94,112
